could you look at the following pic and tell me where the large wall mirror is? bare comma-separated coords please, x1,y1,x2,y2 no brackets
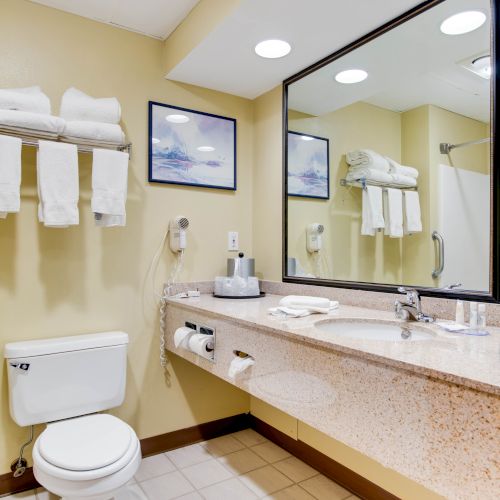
283,0,499,301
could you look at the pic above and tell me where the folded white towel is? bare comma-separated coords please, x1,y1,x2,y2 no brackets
346,168,394,185
92,148,129,227
269,306,312,318
279,295,337,311
403,190,422,234
390,173,417,187
362,186,384,236
346,149,390,171
0,135,22,219
0,86,51,115
0,110,65,135
383,188,403,238
385,157,419,179
60,88,121,124
37,141,79,227
62,120,125,144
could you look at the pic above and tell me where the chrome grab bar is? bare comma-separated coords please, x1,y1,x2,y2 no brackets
432,231,444,279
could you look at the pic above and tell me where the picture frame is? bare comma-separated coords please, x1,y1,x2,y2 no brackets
287,131,330,199
148,101,237,190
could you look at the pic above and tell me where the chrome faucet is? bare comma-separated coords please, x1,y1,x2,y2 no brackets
395,287,434,323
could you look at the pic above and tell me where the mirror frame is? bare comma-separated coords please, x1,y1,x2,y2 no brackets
283,0,500,302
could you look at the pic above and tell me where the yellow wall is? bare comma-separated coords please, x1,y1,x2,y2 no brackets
0,0,251,474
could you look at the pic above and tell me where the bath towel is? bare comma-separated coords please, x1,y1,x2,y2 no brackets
0,110,65,136
60,87,121,124
0,86,51,115
361,185,384,236
403,190,422,234
0,135,22,219
346,149,390,171
346,167,394,185
385,156,419,179
62,120,125,145
383,188,403,238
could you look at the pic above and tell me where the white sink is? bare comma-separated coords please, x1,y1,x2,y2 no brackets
314,319,435,341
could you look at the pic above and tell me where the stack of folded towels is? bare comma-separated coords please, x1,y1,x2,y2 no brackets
269,295,339,318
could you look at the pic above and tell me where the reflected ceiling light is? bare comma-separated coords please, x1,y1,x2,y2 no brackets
166,114,189,123
440,11,486,35
197,146,215,152
472,55,492,79
334,69,368,84
301,136,314,141
151,138,160,144
254,39,291,59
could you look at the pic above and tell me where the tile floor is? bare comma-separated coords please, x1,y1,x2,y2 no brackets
3,429,360,500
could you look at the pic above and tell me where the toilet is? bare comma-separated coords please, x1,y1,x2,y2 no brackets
4,331,141,500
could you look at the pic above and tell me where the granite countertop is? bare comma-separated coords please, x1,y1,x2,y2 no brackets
166,293,500,396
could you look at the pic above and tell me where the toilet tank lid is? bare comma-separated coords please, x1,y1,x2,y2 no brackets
4,331,129,359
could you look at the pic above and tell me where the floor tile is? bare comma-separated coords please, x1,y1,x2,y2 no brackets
35,489,59,500
174,492,204,500
4,491,37,500
123,483,148,500
273,457,318,483
251,442,291,463
264,484,316,500
199,477,258,500
202,435,246,457
218,448,267,475
299,474,352,500
134,453,176,482
139,470,194,500
181,459,234,489
240,465,294,497
232,429,268,447
166,443,213,469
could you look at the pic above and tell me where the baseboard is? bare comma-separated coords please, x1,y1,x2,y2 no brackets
0,467,40,497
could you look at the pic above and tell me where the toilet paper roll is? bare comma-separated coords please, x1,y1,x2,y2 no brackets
228,355,255,379
174,326,196,349
188,333,214,359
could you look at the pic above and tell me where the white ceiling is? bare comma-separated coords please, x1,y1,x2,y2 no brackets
29,0,199,39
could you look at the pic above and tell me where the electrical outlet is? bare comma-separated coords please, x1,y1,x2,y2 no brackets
228,231,239,251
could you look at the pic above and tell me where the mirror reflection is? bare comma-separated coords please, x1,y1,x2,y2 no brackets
286,0,492,292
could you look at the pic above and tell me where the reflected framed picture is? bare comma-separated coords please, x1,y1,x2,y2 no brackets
148,101,237,190
287,131,329,199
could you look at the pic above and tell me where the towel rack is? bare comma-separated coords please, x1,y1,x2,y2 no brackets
340,178,418,191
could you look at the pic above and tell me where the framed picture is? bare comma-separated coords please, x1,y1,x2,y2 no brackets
148,101,237,190
287,131,329,199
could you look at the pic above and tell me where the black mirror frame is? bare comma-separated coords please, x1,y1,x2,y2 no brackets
283,0,499,302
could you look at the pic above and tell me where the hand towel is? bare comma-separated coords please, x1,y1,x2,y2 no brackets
362,186,384,236
279,295,337,310
0,86,51,115
91,148,129,227
0,135,22,219
385,156,419,179
403,190,422,234
62,120,125,144
60,88,121,124
383,188,403,238
346,149,390,171
346,168,394,185
37,141,79,227
389,173,417,188
0,110,65,135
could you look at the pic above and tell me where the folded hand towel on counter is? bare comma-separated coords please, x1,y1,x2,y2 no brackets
403,190,422,234
0,135,22,219
269,306,312,318
362,185,384,236
346,149,390,171
279,295,333,310
385,157,419,179
62,120,125,144
0,110,65,136
60,88,121,124
37,141,79,228
0,86,51,115
346,168,394,185
91,148,129,227
383,188,403,238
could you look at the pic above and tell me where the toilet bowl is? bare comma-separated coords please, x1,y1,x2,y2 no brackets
33,414,141,500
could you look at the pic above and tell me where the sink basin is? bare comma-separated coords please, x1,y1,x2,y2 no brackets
314,319,435,341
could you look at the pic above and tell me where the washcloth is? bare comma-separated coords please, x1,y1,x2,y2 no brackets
362,186,384,236
0,86,51,115
279,295,337,311
62,120,125,144
0,110,65,135
403,190,422,234
0,135,22,218
346,149,390,171
346,168,394,185
37,141,79,227
60,88,121,124
383,188,403,238
385,157,419,179
269,300,339,318
91,148,129,227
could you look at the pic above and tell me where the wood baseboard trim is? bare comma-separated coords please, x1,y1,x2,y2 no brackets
0,467,40,497
249,415,400,500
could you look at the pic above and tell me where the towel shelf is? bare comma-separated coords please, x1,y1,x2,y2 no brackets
340,178,418,191
0,126,132,155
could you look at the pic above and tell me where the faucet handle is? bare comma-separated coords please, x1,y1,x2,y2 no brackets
397,286,420,304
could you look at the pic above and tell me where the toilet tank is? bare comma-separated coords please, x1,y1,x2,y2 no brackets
4,332,129,426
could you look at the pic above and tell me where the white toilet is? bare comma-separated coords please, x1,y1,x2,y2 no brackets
4,331,142,500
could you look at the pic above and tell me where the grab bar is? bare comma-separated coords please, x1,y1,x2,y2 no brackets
432,231,444,279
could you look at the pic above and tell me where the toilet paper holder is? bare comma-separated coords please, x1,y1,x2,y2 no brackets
183,322,216,363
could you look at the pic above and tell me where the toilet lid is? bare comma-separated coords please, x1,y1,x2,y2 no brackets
38,414,133,471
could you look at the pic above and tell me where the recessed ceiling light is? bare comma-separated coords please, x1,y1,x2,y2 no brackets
335,69,368,84
255,39,291,59
301,136,314,141
197,146,215,152
166,114,190,123
440,11,486,35
151,138,160,144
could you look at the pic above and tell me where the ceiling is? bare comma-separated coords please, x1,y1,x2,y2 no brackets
288,0,491,123
29,0,199,39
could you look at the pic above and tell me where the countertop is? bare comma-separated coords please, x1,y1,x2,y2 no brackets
166,293,500,396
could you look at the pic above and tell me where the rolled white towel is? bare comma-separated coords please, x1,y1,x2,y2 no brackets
385,157,419,179
346,149,390,171
346,168,394,185
62,120,125,144
279,295,339,312
389,173,417,188
0,109,65,135
60,87,121,125
0,86,51,115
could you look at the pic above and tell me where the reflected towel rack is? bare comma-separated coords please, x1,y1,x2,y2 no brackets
340,178,418,191
439,137,490,154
